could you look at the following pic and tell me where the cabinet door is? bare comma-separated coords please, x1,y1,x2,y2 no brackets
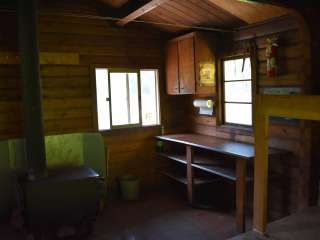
166,41,180,95
178,37,195,94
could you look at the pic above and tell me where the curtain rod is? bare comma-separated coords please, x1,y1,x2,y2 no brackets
0,8,235,33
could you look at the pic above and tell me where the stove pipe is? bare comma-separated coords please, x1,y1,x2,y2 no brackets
18,0,46,177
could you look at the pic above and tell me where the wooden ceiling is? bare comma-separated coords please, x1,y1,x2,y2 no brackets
208,0,289,24
100,0,290,32
100,0,129,8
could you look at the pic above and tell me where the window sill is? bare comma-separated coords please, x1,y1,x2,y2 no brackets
98,124,161,135
217,124,253,136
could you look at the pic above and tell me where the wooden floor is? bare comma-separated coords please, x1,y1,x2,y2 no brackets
0,189,249,240
230,207,320,240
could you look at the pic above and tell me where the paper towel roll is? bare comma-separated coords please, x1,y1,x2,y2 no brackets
193,99,214,108
193,99,214,116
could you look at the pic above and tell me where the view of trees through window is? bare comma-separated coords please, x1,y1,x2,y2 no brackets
223,58,252,126
95,68,160,130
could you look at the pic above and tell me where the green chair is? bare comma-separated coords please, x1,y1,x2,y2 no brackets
0,132,107,221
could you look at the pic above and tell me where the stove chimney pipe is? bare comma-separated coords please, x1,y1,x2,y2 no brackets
18,0,46,177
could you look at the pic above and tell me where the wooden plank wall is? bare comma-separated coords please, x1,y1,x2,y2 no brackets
0,0,189,193
189,16,308,220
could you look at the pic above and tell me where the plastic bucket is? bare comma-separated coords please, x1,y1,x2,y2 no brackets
119,175,140,201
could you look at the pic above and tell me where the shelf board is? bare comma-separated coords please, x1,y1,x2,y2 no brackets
157,152,222,165
192,163,236,181
157,152,187,164
157,152,252,182
160,171,216,186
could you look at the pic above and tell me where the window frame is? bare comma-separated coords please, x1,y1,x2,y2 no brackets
221,55,253,128
140,68,161,127
108,68,142,130
91,65,160,132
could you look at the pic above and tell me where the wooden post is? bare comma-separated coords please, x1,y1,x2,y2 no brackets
186,145,194,204
253,97,269,234
236,158,247,233
18,0,46,176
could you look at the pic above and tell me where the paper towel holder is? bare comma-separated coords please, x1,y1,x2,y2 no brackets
193,99,215,116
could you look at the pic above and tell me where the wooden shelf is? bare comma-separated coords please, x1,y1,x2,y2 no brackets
157,152,252,182
160,171,217,186
192,163,236,181
157,152,222,165
157,152,187,165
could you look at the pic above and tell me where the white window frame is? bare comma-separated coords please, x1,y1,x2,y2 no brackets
222,57,253,127
93,67,160,131
140,68,161,127
108,69,141,129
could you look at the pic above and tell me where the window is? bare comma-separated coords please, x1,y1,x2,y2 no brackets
95,68,160,130
223,57,252,126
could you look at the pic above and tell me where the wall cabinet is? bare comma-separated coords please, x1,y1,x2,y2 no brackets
165,32,216,95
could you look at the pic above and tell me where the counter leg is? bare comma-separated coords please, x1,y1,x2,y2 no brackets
186,145,194,204
236,158,247,232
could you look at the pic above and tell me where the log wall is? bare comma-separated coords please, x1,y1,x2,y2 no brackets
0,0,189,193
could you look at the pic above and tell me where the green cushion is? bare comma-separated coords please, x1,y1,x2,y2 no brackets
83,133,106,178
45,133,84,169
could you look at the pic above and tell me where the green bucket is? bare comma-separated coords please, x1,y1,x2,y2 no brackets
119,175,140,201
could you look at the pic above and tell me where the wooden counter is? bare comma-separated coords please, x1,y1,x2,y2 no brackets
156,134,287,233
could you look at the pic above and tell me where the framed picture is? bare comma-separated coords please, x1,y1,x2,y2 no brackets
199,62,215,86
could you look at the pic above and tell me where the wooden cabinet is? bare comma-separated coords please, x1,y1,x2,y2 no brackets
178,37,195,94
165,32,216,95
166,41,180,95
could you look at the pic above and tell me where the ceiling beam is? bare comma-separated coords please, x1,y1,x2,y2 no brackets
116,0,168,26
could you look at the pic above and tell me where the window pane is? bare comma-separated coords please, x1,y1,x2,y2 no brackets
225,103,252,125
224,81,252,103
128,73,139,124
141,70,159,126
224,58,251,81
110,72,129,126
95,68,110,130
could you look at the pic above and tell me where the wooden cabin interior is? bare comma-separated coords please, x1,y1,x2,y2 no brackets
0,0,319,239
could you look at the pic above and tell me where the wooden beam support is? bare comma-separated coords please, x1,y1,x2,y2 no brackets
116,0,168,26
18,0,46,176
253,109,269,234
258,95,320,120
253,94,320,234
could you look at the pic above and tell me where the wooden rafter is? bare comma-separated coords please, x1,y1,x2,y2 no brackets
116,0,168,26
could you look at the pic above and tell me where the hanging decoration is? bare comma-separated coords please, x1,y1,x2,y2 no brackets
266,37,279,77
